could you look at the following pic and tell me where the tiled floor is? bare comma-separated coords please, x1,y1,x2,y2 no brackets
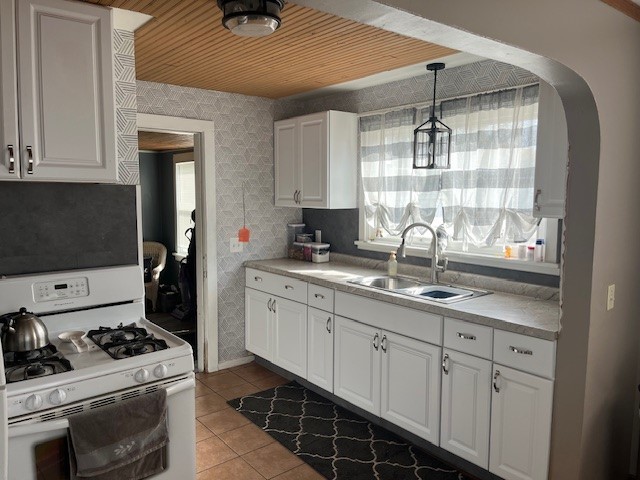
194,362,325,480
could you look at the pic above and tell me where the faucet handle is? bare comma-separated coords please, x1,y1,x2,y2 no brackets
438,256,448,273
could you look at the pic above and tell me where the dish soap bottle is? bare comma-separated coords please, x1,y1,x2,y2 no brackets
388,251,398,277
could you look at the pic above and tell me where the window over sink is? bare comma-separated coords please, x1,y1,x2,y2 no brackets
356,83,561,275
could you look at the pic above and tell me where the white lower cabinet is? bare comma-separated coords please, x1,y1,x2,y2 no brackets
334,315,381,415
440,349,492,468
245,286,307,378
489,365,554,480
245,288,272,361
272,297,307,378
307,307,334,392
381,332,441,444
334,316,442,443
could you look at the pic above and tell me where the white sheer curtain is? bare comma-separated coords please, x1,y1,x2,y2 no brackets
360,85,540,248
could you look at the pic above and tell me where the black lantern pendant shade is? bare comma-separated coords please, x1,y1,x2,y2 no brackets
217,0,285,37
413,63,451,169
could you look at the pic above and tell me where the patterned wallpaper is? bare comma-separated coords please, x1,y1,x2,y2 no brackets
132,59,538,364
136,82,302,362
113,29,139,184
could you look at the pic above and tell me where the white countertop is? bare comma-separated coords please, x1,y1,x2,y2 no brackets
245,258,560,341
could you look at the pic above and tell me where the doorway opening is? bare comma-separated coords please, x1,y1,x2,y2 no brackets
136,114,218,374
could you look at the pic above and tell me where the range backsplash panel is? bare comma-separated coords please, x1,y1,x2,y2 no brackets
0,183,138,276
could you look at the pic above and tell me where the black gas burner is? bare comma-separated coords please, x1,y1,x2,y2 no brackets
3,346,73,384
86,323,168,360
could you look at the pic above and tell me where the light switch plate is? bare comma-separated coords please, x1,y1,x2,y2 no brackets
607,284,615,311
230,237,243,253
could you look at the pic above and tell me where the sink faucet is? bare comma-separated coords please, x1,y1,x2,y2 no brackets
397,222,448,284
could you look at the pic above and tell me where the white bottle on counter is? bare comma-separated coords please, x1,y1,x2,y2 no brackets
535,239,545,262
388,251,398,277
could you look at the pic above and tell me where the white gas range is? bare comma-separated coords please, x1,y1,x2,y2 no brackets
0,265,196,480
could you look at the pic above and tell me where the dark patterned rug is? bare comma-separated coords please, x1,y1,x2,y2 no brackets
228,382,468,480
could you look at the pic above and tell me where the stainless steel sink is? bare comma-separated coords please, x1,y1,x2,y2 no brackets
348,275,424,291
348,275,489,304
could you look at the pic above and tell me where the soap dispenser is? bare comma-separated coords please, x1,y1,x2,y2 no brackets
388,251,398,277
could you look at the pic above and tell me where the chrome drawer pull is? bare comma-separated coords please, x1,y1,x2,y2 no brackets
26,146,33,174
442,353,449,375
457,332,476,341
7,145,15,173
314,293,325,299
326,317,331,333
254,276,263,282
284,285,294,290
493,370,501,393
267,299,273,312
373,333,379,351
272,299,276,313
380,335,387,353
509,346,533,355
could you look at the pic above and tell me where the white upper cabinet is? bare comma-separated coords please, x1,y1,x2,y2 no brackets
534,81,568,218
2,0,117,182
0,0,20,179
274,110,357,209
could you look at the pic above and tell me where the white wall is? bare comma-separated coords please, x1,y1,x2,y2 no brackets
291,0,640,477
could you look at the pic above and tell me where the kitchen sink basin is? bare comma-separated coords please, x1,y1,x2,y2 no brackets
348,275,424,291
348,275,489,304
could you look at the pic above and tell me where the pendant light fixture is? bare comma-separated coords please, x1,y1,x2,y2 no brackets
413,62,451,169
217,0,285,37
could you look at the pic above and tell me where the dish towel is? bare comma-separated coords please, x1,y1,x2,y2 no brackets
68,389,168,480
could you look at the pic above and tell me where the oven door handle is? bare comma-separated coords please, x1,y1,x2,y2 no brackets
9,376,195,439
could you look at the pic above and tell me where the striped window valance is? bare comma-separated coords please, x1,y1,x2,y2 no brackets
360,84,540,249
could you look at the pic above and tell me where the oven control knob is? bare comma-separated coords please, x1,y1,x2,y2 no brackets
134,368,150,383
49,388,67,405
154,364,168,378
25,394,43,411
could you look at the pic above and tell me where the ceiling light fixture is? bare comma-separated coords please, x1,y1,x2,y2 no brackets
217,0,285,37
413,62,451,169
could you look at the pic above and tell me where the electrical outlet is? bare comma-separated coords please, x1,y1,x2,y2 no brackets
607,284,615,311
230,237,243,253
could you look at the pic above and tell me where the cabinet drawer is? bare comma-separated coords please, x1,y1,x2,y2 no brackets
308,284,334,312
335,291,442,345
493,330,556,379
443,318,493,360
245,268,307,304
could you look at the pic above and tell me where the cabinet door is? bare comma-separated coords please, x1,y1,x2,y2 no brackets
380,331,441,444
533,81,568,218
440,349,491,468
307,307,333,392
334,316,380,415
0,0,20,179
245,288,272,361
272,297,307,378
489,365,553,480
17,0,117,182
298,112,327,208
274,119,298,206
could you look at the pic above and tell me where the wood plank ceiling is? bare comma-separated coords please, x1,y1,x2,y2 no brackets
78,0,457,99
138,131,194,151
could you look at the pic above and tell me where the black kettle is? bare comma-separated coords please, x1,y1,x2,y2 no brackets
0,307,50,352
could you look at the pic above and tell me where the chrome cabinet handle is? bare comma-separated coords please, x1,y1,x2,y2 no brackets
534,188,542,211
457,332,476,341
26,146,33,174
373,333,380,351
509,346,533,355
326,317,331,333
267,299,273,312
493,370,501,393
272,299,276,313
442,353,449,375
314,293,325,299
254,276,263,282
294,190,299,204
285,285,294,290
7,145,15,173
381,335,387,353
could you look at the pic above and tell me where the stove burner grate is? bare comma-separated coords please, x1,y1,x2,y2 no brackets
86,323,169,360
3,348,73,384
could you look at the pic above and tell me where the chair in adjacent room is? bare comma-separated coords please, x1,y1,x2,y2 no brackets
143,241,167,312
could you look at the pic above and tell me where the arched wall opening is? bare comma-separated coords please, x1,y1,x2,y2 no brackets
293,1,640,478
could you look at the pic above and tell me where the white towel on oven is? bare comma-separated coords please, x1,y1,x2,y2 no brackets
68,389,168,479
